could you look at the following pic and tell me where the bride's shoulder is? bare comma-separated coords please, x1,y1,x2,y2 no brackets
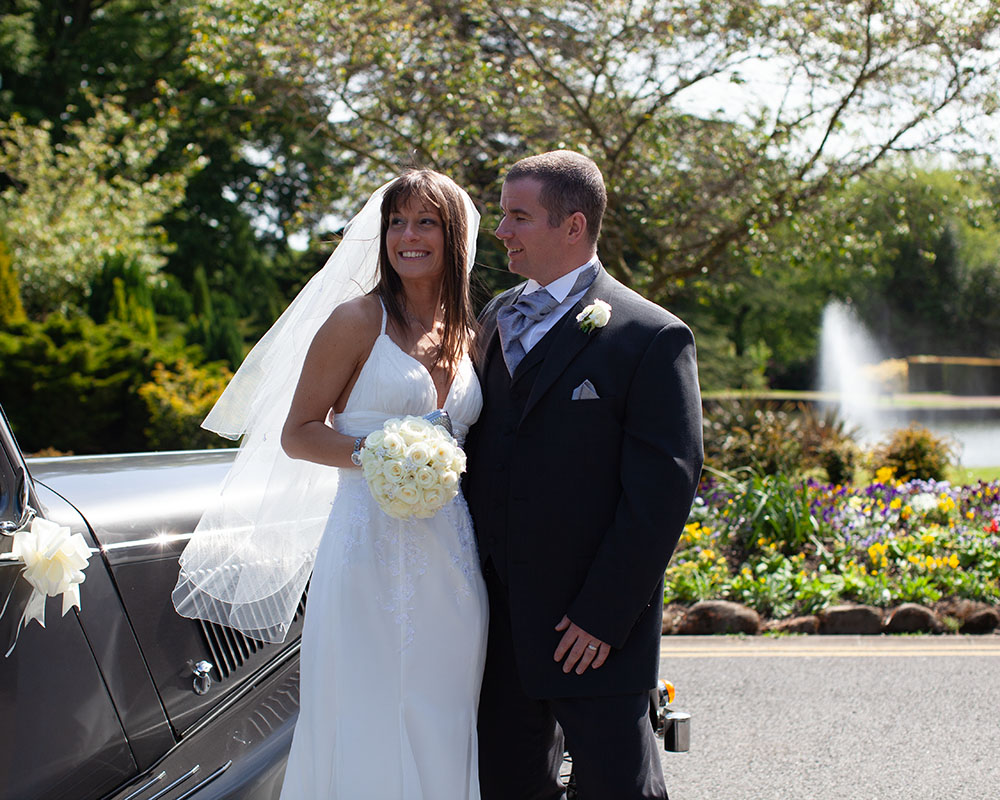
323,294,381,333
312,295,382,355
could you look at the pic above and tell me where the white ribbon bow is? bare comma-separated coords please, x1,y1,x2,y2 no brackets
10,516,91,629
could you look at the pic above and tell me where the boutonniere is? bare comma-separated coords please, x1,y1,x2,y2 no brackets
576,300,611,333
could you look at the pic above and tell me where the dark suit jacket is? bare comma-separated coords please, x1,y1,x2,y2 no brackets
465,266,703,698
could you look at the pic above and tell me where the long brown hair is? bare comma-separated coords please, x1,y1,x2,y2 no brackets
375,170,476,374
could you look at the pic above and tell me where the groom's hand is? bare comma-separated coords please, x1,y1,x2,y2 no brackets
554,616,610,674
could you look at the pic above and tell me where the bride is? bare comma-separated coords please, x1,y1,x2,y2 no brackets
172,171,488,799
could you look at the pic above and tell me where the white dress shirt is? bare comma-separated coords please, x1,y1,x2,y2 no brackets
517,258,599,355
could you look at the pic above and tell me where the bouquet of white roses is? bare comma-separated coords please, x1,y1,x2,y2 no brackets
359,415,466,520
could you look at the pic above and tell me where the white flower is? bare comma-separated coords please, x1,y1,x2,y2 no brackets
360,415,465,519
910,493,938,514
576,299,611,333
415,466,438,489
11,516,92,628
381,431,405,458
406,441,432,467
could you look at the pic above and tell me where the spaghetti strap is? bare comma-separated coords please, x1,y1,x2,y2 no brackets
379,298,388,335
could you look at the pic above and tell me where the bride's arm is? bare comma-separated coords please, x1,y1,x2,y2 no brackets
281,296,379,467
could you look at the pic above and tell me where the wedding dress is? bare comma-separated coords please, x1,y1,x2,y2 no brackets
278,304,487,800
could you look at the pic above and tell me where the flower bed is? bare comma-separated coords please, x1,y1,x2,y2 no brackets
668,470,1000,623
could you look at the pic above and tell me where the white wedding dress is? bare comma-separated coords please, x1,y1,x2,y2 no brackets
278,307,488,800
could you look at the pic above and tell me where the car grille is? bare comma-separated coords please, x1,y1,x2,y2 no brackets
197,587,308,680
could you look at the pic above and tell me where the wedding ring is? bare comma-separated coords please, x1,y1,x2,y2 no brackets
586,644,598,651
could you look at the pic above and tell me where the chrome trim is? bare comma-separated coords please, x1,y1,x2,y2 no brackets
100,532,195,552
173,761,233,800
147,764,200,800
120,770,167,800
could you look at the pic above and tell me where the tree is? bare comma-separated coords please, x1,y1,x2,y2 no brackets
0,0,321,332
0,96,198,313
0,234,27,324
183,0,1000,305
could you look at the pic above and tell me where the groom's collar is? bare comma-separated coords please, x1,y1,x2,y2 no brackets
522,257,600,304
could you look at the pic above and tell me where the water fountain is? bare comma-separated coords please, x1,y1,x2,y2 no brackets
817,300,1000,467
817,300,887,444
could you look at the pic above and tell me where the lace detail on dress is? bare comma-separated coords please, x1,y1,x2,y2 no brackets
373,517,430,648
442,497,479,604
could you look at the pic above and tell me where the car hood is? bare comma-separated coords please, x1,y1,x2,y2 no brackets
27,449,238,565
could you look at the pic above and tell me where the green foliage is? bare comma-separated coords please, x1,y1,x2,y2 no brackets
869,424,955,482
0,315,202,454
0,97,199,313
0,234,26,324
87,254,158,339
138,359,233,450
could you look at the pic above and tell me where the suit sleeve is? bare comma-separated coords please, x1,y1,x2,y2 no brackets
566,320,703,648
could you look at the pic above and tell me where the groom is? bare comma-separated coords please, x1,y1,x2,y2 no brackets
465,150,703,799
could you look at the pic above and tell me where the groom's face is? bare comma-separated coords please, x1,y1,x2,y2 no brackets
496,178,571,285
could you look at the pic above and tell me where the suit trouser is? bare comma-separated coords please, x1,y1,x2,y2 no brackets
477,565,668,800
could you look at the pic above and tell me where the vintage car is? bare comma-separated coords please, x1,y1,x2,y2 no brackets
0,404,302,800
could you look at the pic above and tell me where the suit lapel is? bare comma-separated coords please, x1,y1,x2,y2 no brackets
521,267,616,421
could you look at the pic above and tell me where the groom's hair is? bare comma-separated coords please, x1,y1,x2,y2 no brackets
506,150,607,247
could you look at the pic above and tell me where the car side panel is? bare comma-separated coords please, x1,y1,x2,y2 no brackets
0,494,137,800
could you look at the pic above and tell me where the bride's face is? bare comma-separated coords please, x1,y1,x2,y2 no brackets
385,199,446,283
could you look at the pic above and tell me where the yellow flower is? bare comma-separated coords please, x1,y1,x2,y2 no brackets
875,466,896,484
921,532,936,545
948,553,960,569
965,510,975,521
889,498,902,510
699,549,716,562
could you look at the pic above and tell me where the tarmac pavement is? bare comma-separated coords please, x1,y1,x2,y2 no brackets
656,635,1000,800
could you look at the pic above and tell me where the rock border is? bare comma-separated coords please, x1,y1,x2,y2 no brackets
662,599,1000,636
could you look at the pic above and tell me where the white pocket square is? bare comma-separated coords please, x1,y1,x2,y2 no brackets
571,379,600,400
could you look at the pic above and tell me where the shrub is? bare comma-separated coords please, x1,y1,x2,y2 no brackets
869,423,955,481
702,399,803,476
703,399,861,482
138,360,233,450
0,315,222,453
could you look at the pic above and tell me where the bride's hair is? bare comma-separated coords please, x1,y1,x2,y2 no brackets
375,169,476,375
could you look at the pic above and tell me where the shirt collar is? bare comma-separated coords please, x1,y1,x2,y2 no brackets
524,258,599,303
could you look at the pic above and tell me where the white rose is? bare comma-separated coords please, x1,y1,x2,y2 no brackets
576,299,612,332
439,470,459,490
382,431,405,458
398,481,421,504
362,456,381,480
422,486,444,508
415,466,438,489
365,429,385,449
382,459,406,483
406,441,432,467
399,417,428,444
387,498,411,518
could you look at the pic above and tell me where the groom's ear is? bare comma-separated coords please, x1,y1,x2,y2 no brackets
565,211,588,245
